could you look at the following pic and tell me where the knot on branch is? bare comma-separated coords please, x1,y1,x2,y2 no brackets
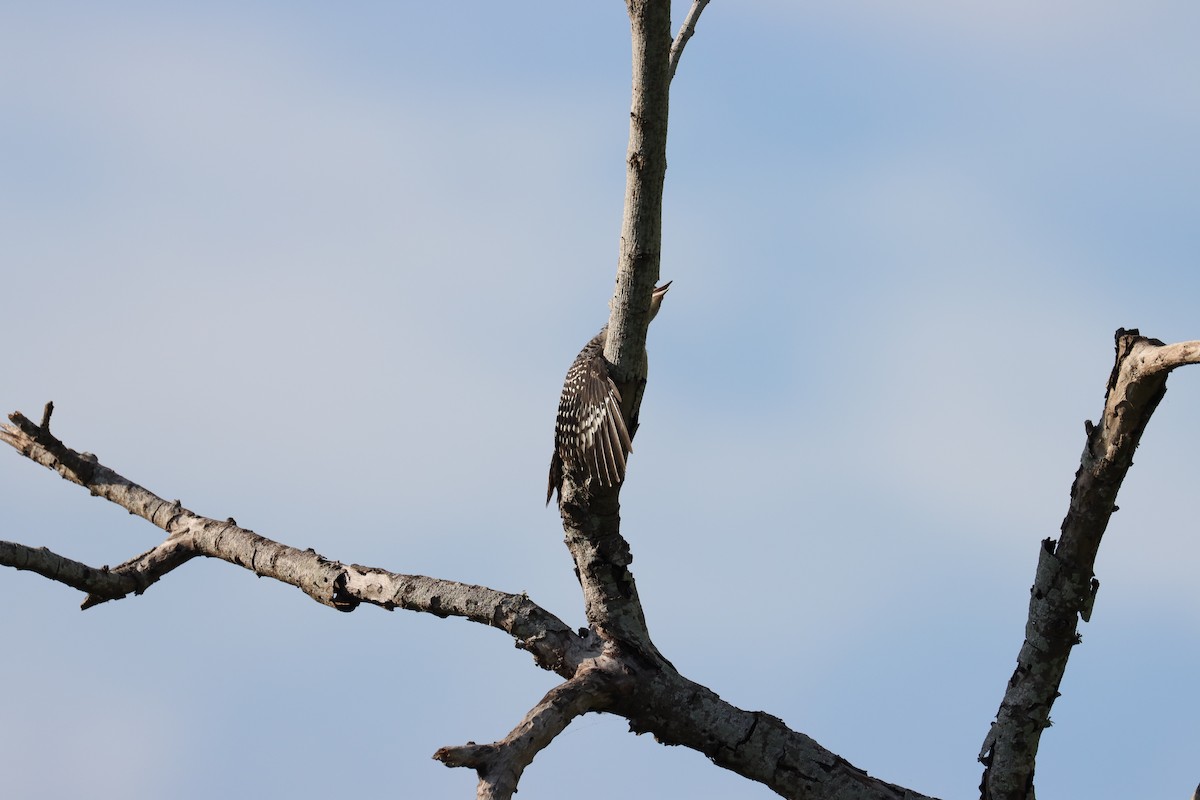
6,406,98,485
433,741,496,771
330,569,360,613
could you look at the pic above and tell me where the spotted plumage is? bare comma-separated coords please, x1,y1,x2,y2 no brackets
547,282,669,506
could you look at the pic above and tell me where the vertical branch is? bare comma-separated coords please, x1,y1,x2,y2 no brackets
554,0,673,661
605,0,672,399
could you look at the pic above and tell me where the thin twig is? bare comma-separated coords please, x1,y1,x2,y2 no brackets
668,0,711,82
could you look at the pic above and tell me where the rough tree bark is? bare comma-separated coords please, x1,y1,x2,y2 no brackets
978,333,1200,800
3,4,1199,800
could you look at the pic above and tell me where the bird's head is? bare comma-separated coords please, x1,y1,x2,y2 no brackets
649,281,672,321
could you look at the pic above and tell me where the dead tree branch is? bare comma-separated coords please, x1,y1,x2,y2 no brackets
10,342,1198,800
6,0,1195,795
549,0,673,677
544,3,940,797
980,330,1200,800
0,538,159,602
606,0,672,394
435,661,625,800
0,410,592,677
668,0,711,81
615,668,938,800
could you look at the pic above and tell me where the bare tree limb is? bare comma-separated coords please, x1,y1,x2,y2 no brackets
435,661,624,800
546,6,943,797
340,564,596,677
80,536,198,609
551,0,674,667
0,539,147,601
1,409,592,676
6,405,933,800
606,0,672,392
618,669,939,800
668,0,711,81
1123,337,1200,377
7,0,1191,790
980,331,1200,800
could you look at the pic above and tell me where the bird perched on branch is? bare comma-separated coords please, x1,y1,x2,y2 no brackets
547,282,671,506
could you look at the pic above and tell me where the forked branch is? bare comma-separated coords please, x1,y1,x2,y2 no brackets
0,409,592,677
434,662,624,800
0,538,184,605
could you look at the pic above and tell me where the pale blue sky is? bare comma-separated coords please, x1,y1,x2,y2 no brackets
2,3,1198,798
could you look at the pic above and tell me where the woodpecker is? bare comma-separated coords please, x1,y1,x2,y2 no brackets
547,282,670,506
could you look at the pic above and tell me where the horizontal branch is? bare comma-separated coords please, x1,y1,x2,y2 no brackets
1129,338,1200,376
0,539,147,601
341,565,595,676
2,407,594,676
